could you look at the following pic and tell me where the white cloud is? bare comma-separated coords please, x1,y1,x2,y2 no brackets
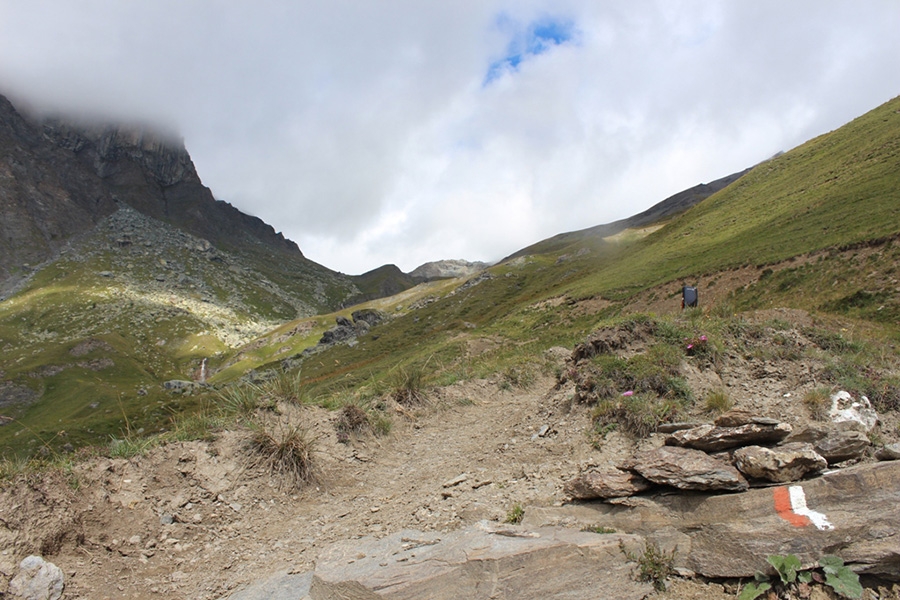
1,0,898,273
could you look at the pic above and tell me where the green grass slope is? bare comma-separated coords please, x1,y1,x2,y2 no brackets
239,95,900,404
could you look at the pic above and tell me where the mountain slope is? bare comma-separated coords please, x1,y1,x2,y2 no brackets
0,92,361,312
255,95,900,404
504,167,752,261
0,93,369,453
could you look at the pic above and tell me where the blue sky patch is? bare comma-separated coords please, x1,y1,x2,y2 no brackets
485,16,576,84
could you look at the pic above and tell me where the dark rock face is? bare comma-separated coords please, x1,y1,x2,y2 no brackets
38,118,302,258
0,94,118,282
0,93,307,287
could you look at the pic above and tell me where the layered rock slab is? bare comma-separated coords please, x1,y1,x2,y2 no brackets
732,443,827,483
229,524,652,600
564,466,652,499
625,446,749,492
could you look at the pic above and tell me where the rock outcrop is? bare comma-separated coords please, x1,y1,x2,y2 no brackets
538,461,900,580
229,523,652,600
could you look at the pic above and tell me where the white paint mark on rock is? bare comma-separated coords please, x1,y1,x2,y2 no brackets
788,486,834,531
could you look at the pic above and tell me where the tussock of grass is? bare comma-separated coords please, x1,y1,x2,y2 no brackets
261,368,306,405
219,382,263,417
803,387,832,420
246,421,317,489
335,404,371,440
499,365,536,390
504,503,525,524
592,393,681,439
107,436,159,459
704,389,733,414
389,364,429,405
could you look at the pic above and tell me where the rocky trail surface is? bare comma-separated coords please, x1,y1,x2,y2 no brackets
2,312,900,599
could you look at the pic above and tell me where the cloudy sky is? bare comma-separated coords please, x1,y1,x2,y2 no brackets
1,1,898,274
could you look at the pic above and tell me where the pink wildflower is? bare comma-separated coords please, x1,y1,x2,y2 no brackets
622,390,634,397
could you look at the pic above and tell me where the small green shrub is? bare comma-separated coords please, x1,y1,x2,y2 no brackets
739,554,862,600
819,555,863,599
504,503,525,524
621,541,675,592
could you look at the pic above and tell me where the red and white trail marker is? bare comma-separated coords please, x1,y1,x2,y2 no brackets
773,485,834,531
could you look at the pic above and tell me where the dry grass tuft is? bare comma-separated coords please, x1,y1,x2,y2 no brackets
247,421,317,489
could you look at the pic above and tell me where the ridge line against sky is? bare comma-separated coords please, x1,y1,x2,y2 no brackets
1,1,898,274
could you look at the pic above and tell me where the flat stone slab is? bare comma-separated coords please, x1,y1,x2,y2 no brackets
315,523,651,600
230,523,652,600
626,445,749,492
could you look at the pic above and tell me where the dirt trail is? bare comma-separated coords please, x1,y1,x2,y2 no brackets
3,313,899,599
2,363,605,599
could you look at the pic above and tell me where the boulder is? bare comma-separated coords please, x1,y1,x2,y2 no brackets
162,380,197,393
319,317,357,345
813,431,870,464
626,446,748,492
875,443,900,461
351,309,385,328
785,425,870,464
8,555,64,600
829,391,878,431
564,466,652,500
665,421,792,452
732,443,827,483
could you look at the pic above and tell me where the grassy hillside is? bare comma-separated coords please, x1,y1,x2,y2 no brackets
0,207,361,455
2,96,898,458
245,96,900,402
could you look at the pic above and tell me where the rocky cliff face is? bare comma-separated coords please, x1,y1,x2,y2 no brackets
0,95,118,283
0,93,314,291
38,115,303,258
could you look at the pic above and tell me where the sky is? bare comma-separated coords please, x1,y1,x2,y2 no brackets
1,1,898,274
